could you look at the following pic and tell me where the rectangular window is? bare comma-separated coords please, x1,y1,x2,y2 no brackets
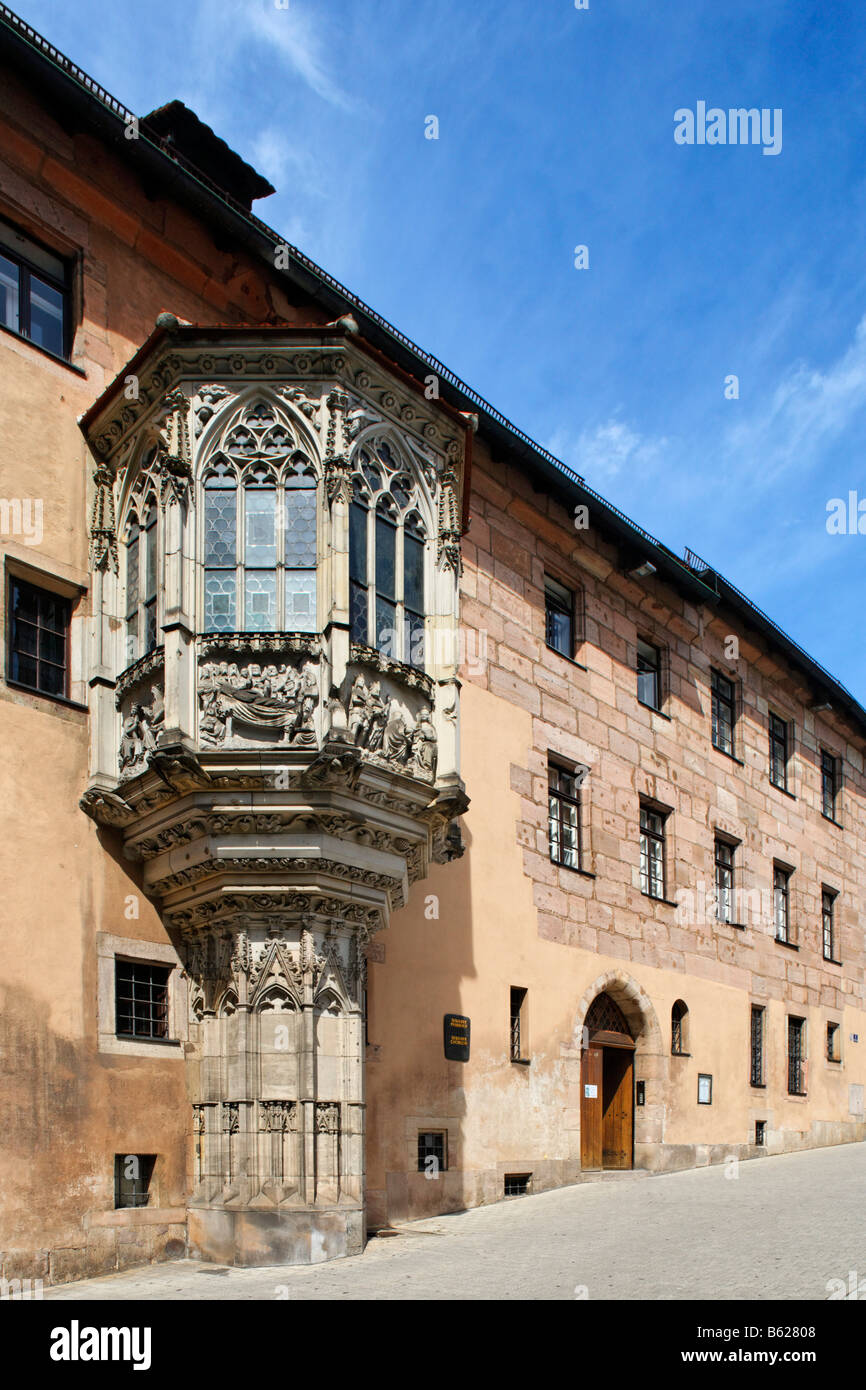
349,501,368,645
787,1016,806,1096
548,761,582,870
637,638,661,710
715,838,734,923
827,1021,841,1063
504,1173,531,1196
114,1153,156,1210
769,713,789,790
821,750,839,821
8,576,70,698
510,987,528,1062
417,1131,447,1175
403,531,425,669
115,960,171,1040
375,513,397,656
822,889,838,962
711,669,735,755
750,1005,765,1087
544,575,574,658
773,865,791,944
640,804,666,900
0,218,70,360
755,1120,766,1146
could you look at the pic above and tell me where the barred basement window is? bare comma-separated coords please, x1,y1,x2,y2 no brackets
822,888,838,962
787,1016,806,1096
417,1131,447,1175
821,749,839,821
773,864,791,943
827,1022,841,1063
671,999,689,1055
8,576,70,698
754,1121,766,1146
548,761,583,870
711,669,735,755
637,637,661,710
0,215,71,360
114,1153,156,1210
510,987,528,1061
769,712,789,791
750,1005,765,1087
115,960,170,1040
714,837,734,923
504,1173,531,1196
639,804,666,899
544,575,574,658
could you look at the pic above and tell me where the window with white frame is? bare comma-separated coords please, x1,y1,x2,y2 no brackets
349,440,427,668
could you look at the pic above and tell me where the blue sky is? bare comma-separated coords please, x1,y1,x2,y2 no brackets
14,0,866,699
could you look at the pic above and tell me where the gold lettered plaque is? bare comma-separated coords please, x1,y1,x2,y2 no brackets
443,1013,470,1062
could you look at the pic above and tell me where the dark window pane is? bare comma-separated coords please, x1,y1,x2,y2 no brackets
11,651,37,686
350,580,368,645
29,274,64,356
14,618,38,655
12,580,38,622
376,597,397,658
545,576,574,656
375,515,396,601
0,252,19,332
404,533,424,612
405,610,424,668
39,661,65,696
349,503,367,584
39,627,66,665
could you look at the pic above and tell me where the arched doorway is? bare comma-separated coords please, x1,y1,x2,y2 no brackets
580,992,634,1170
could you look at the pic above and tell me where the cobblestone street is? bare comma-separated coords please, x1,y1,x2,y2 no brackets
45,1142,866,1301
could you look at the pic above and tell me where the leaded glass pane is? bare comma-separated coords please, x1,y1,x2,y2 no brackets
144,598,157,653
349,502,367,583
375,597,397,658
376,514,396,601
205,572,236,632
205,488,236,567
284,489,316,568
405,611,424,668
244,570,276,631
284,570,316,632
244,488,276,568
404,533,424,612
350,580,368,645
125,525,139,621
144,510,157,602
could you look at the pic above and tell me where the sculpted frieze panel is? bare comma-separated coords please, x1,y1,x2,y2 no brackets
198,648,321,750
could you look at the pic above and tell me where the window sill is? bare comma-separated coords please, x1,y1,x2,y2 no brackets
826,1058,842,1065
821,814,844,830
671,1051,691,1059
0,321,85,375
638,698,671,721
774,938,799,951
750,1083,767,1090
769,781,796,800
641,892,678,908
511,1057,531,1067
719,921,748,930
5,678,87,712
552,860,596,879
545,643,587,671
711,743,744,766
115,1034,180,1047
823,957,843,967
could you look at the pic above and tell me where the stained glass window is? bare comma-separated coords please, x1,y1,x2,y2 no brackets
349,446,427,667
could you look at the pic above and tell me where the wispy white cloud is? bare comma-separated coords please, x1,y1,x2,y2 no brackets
209,0,355,111
546,418,669,483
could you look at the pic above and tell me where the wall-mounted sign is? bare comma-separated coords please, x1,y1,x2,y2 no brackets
584,1084,598,1099
444,1014,470,1062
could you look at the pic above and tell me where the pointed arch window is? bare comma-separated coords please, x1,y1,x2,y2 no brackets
349,440,427,668
124,495,159,664
203,452,317,633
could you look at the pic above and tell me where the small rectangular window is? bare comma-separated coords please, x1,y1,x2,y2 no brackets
544,575,574,658
787,1016,806,1096
711,669,735,755
510,987,528,1062
754,1120,766,1146
636,638,662,710
773,864,791,944
822,889,838,962
715,838,734,923
114,1153,156,1210
750,1005,765,1087
0,217,71,360
8,576,71,698
821,750,839,822
827,1021,841,1063
115,960,171,1040
769,713,789,791
504,1173,531,1196
548,761,583,871
417,1131,447,1175
639,804,666,900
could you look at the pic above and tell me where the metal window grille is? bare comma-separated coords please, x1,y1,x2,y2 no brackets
787,1017,806,1096
821,750,838,820
115,960,170,1039
754,1121,766,1146
773,866,790,943
711,670,735,754
548,763,582,870
750,1006,764,1086
114,1153,156,1210
8,577,70,698
636,638,661,710
504,1173,531,1196
544,575,574,657
822,890,836,961
827,1022,840,1063
417,1131,446,1174
671,1002,687,1055
769,713,788,790
639,805,665,899
510,987,526,1061
715,839,734,923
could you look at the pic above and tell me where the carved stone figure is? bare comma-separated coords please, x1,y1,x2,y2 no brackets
118,686,164,776
197,656,319,747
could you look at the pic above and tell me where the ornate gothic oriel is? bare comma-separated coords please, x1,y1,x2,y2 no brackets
79,320,471,1264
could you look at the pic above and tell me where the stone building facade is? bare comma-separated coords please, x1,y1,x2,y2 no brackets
0,8,863,1284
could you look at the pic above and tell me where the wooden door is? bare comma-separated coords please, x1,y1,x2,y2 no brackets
602,1048,634,1170
580,1046,603,1169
